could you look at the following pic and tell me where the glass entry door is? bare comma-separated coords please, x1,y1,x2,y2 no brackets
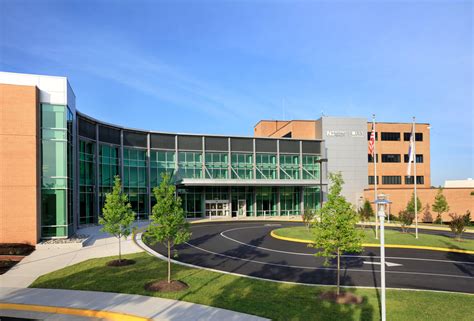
205,200,230,217
238,199,246,217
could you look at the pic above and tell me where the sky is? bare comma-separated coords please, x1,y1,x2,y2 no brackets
0,0,472,186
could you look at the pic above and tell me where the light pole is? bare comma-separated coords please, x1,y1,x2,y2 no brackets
317,158,328,208
374,193,391,321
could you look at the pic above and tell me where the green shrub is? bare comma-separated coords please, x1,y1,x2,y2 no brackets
399,210,415,233
449,213,467,241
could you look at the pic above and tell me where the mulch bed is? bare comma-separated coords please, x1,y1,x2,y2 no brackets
0,259,20,275
0,243,35,275
0,243,34,256
319,291,363,305
145,280,189,292
106,259,136,267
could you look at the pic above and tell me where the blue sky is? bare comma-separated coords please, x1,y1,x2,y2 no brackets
1,0,472,186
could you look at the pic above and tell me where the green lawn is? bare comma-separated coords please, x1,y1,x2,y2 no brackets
273,226,474,251
30,252,473,321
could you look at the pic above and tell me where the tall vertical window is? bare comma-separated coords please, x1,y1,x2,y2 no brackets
255,187,277,216
178,187,203,218
41,104,72,238
79,140,95,224
98,144,119,215
205,152,228,179
178,152,202,179
256,153,277,179
280,154,300,179
231,153,253,179
302,155,320,179
280,187,301,215
123,148,148,219
150,150,175,187
304,186,320,210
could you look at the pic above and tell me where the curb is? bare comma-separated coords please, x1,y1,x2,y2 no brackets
0,302,150,321
270,230,474,254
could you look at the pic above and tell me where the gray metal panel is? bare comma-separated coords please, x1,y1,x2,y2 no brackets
302,141,321,154
279,140,300,154
123,131,147,147
98,125,121,145
78,116,96,139
178,135,203,151
255,138,277,153
320,116,368,205
150,133,176,150
205,136,228,151
231,137,253,152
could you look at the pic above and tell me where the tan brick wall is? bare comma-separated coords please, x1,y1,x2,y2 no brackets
254,120,316,139
0,84,39,245
363,188,473,222
367,122,431,189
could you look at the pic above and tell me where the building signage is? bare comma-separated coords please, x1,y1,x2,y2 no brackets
326,130,364,138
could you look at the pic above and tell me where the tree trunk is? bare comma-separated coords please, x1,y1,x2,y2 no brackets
336,248,340,295
118,236,122,262
167,240,171,283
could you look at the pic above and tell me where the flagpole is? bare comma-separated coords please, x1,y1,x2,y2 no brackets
413,117,418,239
373,114,378,240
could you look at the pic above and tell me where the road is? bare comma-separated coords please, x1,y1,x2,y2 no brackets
146,221,474,293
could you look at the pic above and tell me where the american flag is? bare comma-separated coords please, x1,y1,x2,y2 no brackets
368,123,376,156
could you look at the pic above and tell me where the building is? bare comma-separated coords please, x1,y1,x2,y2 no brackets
255,119,473,220
444,179,474,188
0,72,326,244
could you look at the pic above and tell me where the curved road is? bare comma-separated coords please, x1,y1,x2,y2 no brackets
146,221,474,293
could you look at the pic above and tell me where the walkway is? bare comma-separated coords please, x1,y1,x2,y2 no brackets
0,222,149,288
0,288,269,321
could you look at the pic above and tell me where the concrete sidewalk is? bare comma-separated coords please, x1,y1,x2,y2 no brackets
0,288,269,321
0,222,149,288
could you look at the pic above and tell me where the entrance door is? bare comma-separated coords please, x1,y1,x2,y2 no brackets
205,200,230,217
238,199,246,217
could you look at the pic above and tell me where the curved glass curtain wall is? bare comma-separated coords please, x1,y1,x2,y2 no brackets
76,115,323,223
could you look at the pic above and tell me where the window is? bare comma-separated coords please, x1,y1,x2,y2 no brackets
368,176,379,185
404,132,423,141
367,132,378,140
256,153,277,179
404,154,424,163
178,152,202,179
381,154,401,163
405,176,424,184
279,154,300,179
231,153,253,179
205,152,228,179
381,132,400,141
368,154,378,163
302,155,320,179
382,176,401,185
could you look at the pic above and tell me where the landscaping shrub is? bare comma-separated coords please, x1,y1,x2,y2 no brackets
449,213,467,241
399,210,414,233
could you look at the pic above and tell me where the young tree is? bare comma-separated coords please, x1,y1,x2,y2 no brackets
358,199,374,229
432,188,449,224
449,213,467,241
148,173,191,283
99,176,135,263
302,208,316,230
463,210,472,227
422,203,433,223
310,172,363,296
398,210,415,233
406,192,422,215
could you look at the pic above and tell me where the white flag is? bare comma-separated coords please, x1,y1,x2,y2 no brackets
407,125,415,176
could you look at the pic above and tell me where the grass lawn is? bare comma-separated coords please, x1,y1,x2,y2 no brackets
30,252,473,321
274,226,474,251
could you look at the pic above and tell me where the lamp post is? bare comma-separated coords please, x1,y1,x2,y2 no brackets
374,193,391,321
317,158,328,208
